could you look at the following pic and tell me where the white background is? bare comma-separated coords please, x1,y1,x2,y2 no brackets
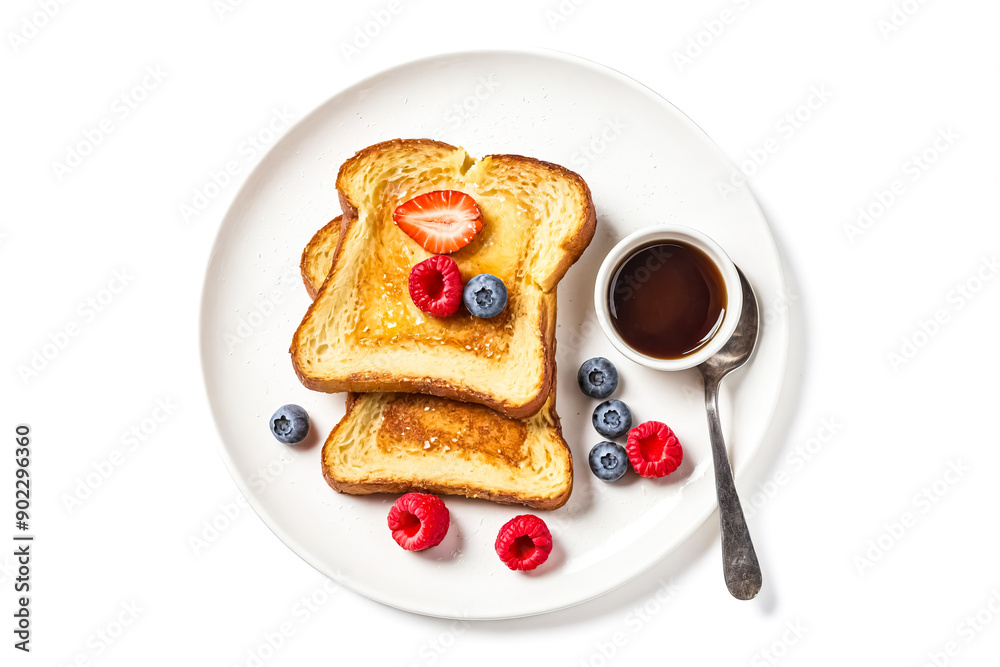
3,0,1000,665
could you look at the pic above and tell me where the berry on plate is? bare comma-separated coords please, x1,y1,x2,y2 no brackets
387,493,450,551
592,399,632,439
393,190,484,254
589,441,629,482
626,420,683,478
462,274,507,318
495,514,552,571
409,255,463,317
577,357,618,399
269,404,310,444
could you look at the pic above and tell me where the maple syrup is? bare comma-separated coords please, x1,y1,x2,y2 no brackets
608,241,727,360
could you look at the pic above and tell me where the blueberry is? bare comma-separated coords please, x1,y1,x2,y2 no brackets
269,404,310,444
463,274,507,318
592,399,632,439
589,441,629,482
577,357,619,399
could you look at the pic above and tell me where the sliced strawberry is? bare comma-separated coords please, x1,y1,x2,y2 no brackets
392,190,484,254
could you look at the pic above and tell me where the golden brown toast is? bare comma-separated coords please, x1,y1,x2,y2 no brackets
290,139,596,419
301,216,573,510
322,391,572,510
300,216,343,300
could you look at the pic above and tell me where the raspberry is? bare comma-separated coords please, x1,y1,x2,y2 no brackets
387,493,450,551
626,420,683,478
408,255,463,317
495,515,553,571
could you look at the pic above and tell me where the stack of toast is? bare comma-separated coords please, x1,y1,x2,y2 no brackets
290,139,596,510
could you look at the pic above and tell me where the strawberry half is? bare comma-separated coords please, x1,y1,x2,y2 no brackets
392,190,484,254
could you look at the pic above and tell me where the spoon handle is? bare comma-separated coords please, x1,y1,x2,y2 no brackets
703,376,762,600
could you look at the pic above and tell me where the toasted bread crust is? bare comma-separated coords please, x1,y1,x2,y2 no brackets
291,139,591,418
322,475,572,511
334,138,453,224
291,299,552,419
334,139,597,292
335,137,456,201
291,282,555,418
481,152,597,291
299,216,343,300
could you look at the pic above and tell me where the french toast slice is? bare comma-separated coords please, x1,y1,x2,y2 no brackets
290,139,596,419
300,216,344,300
322,391,572,510
301,216,573,510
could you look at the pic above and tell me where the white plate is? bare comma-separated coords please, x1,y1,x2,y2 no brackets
200,49,788,619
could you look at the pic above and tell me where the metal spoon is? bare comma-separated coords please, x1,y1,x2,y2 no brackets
697,266,762,600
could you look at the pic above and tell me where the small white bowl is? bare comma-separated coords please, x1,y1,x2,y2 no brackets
593,225,743,372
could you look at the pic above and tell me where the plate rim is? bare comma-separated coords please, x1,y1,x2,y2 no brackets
199,46,789,619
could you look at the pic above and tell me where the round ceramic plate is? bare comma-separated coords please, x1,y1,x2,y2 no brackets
200,49,788,619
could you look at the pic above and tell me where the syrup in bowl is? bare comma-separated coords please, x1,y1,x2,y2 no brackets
607,241,727,360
